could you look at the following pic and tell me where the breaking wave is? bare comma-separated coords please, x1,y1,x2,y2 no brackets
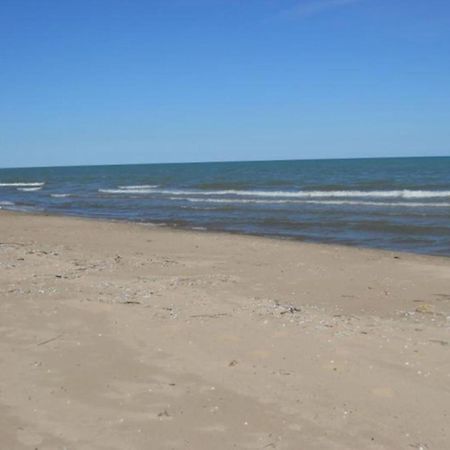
117,185,159,189
172,198,450,208
17,187,42,192
0,182,45,187
100,187,450,199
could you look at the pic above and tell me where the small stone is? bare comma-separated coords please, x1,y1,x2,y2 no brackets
415,304,433,314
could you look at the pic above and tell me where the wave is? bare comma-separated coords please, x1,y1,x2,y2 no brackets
0,182,45,187
117,185,159,189
17,187,42,192
1,205,42,213
99,188,143,194
99,187,159,194
166,189,450,199
172,197,450,208
99,187,450,199
51,193,71,198
0,201,42,213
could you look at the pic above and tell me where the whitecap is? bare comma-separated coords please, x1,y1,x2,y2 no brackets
100,187,450,199
0,182,44,187
117,185,159,189
17,187,42,192
171,197,450,208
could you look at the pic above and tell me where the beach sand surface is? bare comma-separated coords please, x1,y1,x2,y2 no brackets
0,211,449,449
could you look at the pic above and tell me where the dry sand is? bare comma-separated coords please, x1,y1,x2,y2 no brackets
0,211,449,450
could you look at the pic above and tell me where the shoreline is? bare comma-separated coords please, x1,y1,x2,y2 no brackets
1,211,449,449
1,208,449,261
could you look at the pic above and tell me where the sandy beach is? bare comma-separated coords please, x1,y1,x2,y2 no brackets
0,211,449,450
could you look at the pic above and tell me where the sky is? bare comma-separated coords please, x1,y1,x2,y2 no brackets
1,0,449,168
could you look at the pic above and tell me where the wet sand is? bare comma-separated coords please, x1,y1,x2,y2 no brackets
0,211,449,449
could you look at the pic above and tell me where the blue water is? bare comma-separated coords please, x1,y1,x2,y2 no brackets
1,157,449,256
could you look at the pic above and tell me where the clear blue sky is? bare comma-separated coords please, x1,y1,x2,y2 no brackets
1,0,449,168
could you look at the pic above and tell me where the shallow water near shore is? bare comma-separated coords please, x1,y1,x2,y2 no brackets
0,157,449,255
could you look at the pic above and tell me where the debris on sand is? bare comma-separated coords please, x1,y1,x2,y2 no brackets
274,301,301,315
157,410,171,420
415,304,434,314
37,334,63,346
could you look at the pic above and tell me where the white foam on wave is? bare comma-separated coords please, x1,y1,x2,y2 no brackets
118,184,159,189
172,197,450,208
0,201,41,213
51,193,71,198
99,187,450,199
17,187,42,192
0,182,45,187
308,200,450,207
0,201,15,207
99,188,155,194
5,205,41,213
169,189,450,199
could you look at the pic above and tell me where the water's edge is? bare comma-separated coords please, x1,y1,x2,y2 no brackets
2,208,448,261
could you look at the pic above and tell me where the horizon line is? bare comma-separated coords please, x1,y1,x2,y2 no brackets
0,154,448,171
